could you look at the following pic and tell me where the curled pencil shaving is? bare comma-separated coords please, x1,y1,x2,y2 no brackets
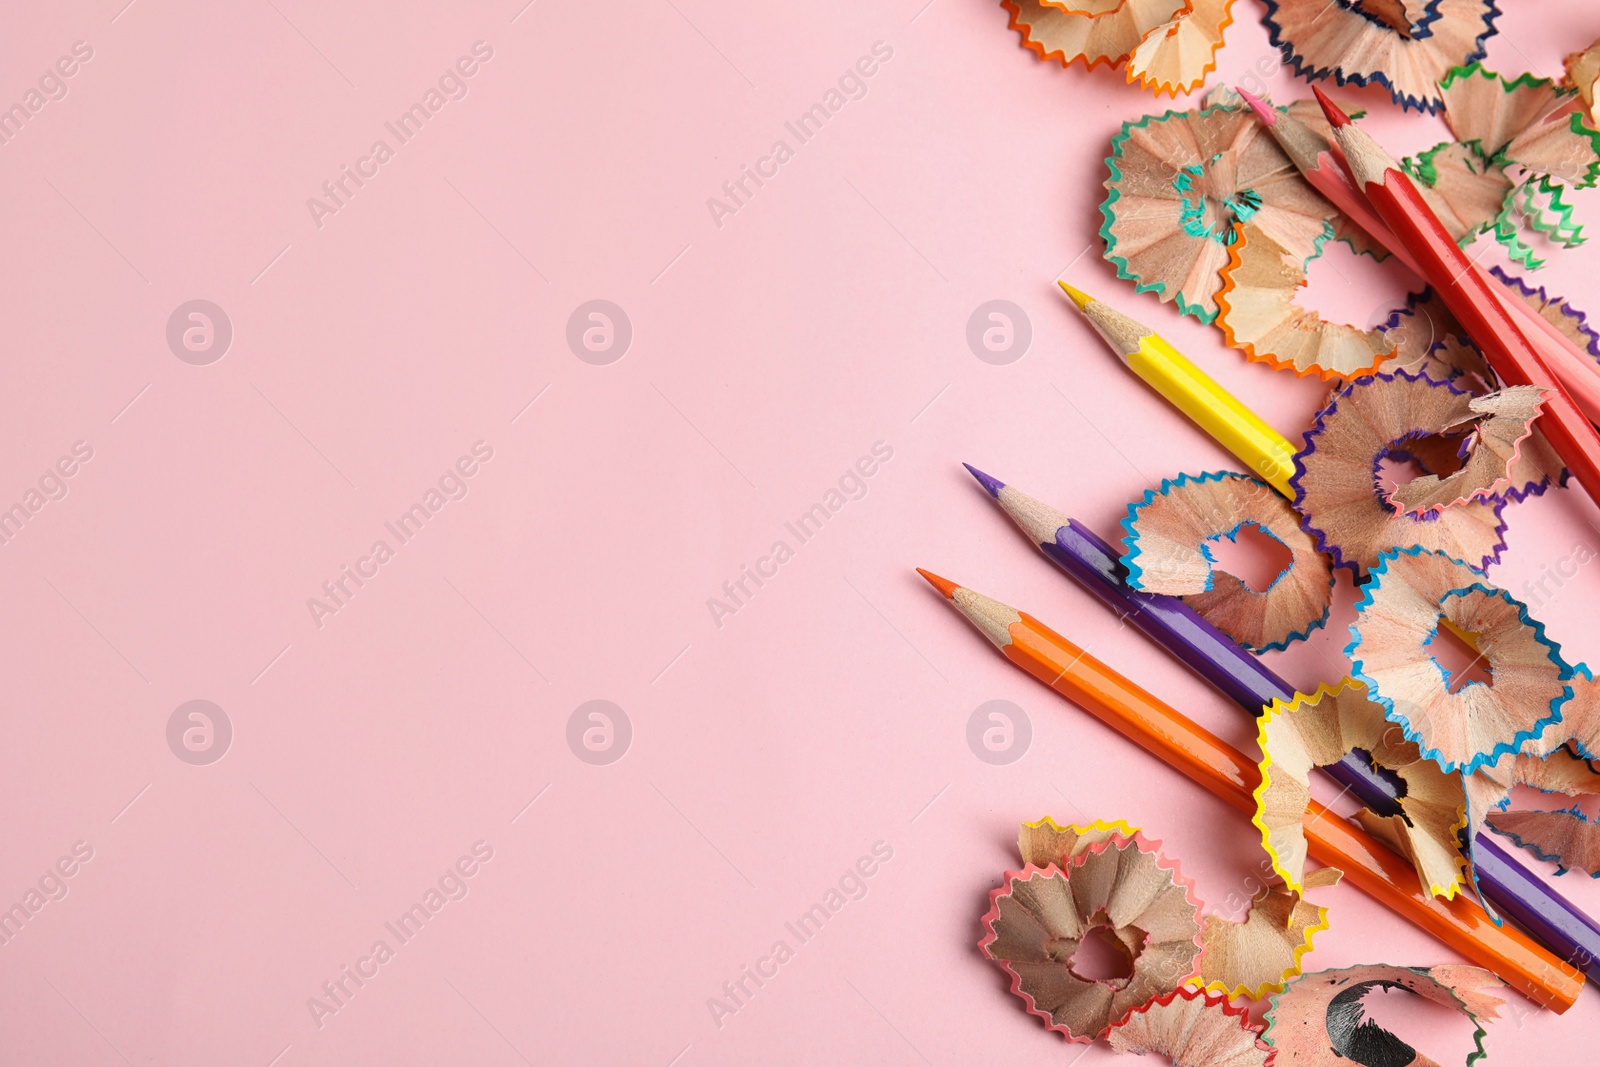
1017,818,1328,1001
1490,265,1600,360
1035,0,1131,14
1197,872,1338,1000
1253,679,1466,899
1502,426,1566,502
1405,141,1512,245
1374,273,1578,498
1433,64,1600,265
1260,0,1499,113
1466,671,1600,877
1125,0,1234,97
1102,104,1334,322
1263,964,1505,1065
1486,808,1600,877
1384,386,1547,516
980,836,1204,1042
1565,39,1600,127
1213,86,1387,257
1347,547,1571,775
1510,177,1586,249
1521,666,1600,761
1438,64,1600,188
1292,372,1511,575
1003,0,1192,72
1121,470,1334,651
1216,222,1393,380
1399,414,1566,510
1105,988,1273,1066
1376,288,1490,386
1018,815,1146,868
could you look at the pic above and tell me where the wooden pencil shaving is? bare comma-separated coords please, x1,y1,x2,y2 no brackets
1003,0,1191,72
1105,988,1273,1066
1263,964,1505,1064
1253,680,1466,899
1018,816,1144,867
1486,808,1600,877
1501,178,1586,268
1458,691,1599,914
1565,39,1600,126
1385,386,1546,515
1292,372,1513,575
1522,665,1600,761
1035,0,1133,14
1260,0,1499,113
1197,876,1336,999
1438,64,1600,188
1348,547,1571,774
1376,288,1491,386
1212,88,1391,259
1405,142,1513,245
1121,471,1333,651
1125,0,1234,97
980,837,1204,1042
1461,670,1600,878
1216,222,1394,380
1380,379,1562,500
1375,277,1572,500
1102,105,1334,322
1010,817,1328,1005
1429,64,1600,265
1492,266,1600,363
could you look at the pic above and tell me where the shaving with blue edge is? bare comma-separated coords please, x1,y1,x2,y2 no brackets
1120,470,1334,652
1348,546,1572,775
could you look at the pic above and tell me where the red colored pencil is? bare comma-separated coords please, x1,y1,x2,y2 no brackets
1316,88,1600,510
1239,88,1600,426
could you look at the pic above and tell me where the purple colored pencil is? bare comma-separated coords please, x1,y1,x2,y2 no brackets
964,463,1600,985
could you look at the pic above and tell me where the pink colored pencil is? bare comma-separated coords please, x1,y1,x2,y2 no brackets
1239,88,1600,426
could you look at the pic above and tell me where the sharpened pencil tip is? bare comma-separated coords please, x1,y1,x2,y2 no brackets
1311,85,1349,128
1235,86,1275,126
1058,280,1093,310
962,463,1006,498
916,568,960,599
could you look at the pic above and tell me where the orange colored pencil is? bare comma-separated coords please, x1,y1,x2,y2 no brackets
918,568,1584,1012
1315,88,1600,511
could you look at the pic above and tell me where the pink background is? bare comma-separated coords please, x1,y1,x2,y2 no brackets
4,0,1600,1063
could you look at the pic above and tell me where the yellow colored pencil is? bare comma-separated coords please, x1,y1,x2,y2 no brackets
1059,282,1298,498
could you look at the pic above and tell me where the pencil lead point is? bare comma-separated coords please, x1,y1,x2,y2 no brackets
962,463,1006,498
916,568,960,599
1058,280,1093,310
1311,85,1349,128
1235,86,1276,126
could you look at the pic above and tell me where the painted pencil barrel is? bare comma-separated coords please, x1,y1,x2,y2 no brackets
1303,795,1584,1013
1128,336,1299,497
1048,516,1600,985
1300,159,1600,423
1365,173,1600,506
1048,520,1298,716
999,612,1583,1011
1006,612,1260,808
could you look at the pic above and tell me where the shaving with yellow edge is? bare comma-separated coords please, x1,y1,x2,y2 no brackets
1253,679,1467,899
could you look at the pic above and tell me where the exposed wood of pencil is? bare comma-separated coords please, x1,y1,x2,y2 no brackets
1071,289,1149,362
1321,90,1600,510
919,569,1584,1012
1246,94,1600,424
1062,286,1299,496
